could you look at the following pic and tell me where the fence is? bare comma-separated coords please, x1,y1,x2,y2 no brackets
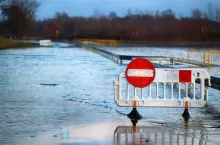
76,38,120,47
188,50,220,67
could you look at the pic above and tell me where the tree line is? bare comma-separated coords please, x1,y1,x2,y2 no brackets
0,0,40,37
1,0,220,42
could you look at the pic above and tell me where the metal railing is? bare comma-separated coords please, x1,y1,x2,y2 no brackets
114,69,211,108
188,50,220,67
76,38,120,47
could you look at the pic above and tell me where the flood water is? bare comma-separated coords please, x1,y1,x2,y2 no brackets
0,43,220,145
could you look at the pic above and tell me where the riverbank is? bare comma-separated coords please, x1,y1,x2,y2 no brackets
0,37,38,49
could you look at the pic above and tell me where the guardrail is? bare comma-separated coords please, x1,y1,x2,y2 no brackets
114,69,211,108
188,50,220,67
75,41,209,66
76,38,120,47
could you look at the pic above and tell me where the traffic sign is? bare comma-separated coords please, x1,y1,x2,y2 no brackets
125,58,156,88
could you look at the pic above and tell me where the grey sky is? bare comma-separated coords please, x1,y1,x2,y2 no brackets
37,0,220,19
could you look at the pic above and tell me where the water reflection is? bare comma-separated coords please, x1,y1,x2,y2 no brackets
114,123,215,145
113,119,216,145
55,120,218,145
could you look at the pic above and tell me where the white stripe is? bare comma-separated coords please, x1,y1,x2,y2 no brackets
127,69,154,77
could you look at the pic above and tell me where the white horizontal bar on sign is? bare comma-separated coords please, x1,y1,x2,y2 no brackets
127,69,154,77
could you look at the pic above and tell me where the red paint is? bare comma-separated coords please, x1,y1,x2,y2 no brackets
179,70,192,83
125,58,156,88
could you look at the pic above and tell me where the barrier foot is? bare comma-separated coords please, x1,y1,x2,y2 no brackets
130,118,139,126
127,108,142,120
182,109,190,121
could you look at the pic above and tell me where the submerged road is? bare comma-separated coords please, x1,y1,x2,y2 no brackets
0,43,220,145
75,41,220,91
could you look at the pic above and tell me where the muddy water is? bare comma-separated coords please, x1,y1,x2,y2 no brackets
0,44,220,144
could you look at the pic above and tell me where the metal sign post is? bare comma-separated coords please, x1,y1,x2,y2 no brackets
125,58,156,120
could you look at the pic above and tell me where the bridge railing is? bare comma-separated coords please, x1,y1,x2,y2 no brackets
188,50,220,67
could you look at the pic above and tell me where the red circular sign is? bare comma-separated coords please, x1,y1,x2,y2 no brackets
125,58,156,88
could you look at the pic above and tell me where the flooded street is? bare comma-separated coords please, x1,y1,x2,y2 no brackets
0,44,220,145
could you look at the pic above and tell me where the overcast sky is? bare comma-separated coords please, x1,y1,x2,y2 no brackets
37,0,220,19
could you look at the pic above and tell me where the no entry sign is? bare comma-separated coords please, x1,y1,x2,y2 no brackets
125,58,156,88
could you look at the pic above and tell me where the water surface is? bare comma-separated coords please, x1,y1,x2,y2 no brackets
0,44,220,144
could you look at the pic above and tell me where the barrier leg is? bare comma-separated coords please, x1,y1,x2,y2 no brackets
131,119,138,133
182,109,190,121
172,58,174,67
130,118,139,126
127,101,142,120
182,101,190,121
127,108,142,120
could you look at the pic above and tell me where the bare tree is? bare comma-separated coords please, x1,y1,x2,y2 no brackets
178,13,183,19
208,3,214,20
93,10,103,19
202,12,208,19
134,8,143,16
215,8,220,22
1,0,39,18
154,10,160,18
0,0,7,8
127,8,132,17
108,11,117,20
54,12,69,35
192,9,201,19
1,0,40,37
161,9,175,19
54,12,69,22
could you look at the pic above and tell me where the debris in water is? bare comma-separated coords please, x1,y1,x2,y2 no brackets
66,99,74,101
40,83,59,86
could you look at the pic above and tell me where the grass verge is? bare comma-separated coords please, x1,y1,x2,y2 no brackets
0,37,38,49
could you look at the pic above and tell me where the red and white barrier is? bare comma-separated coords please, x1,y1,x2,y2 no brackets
114,69,211,108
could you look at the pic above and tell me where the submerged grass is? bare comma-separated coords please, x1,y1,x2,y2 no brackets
0,37,38,49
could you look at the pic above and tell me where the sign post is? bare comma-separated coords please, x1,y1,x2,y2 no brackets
125,58,156,120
